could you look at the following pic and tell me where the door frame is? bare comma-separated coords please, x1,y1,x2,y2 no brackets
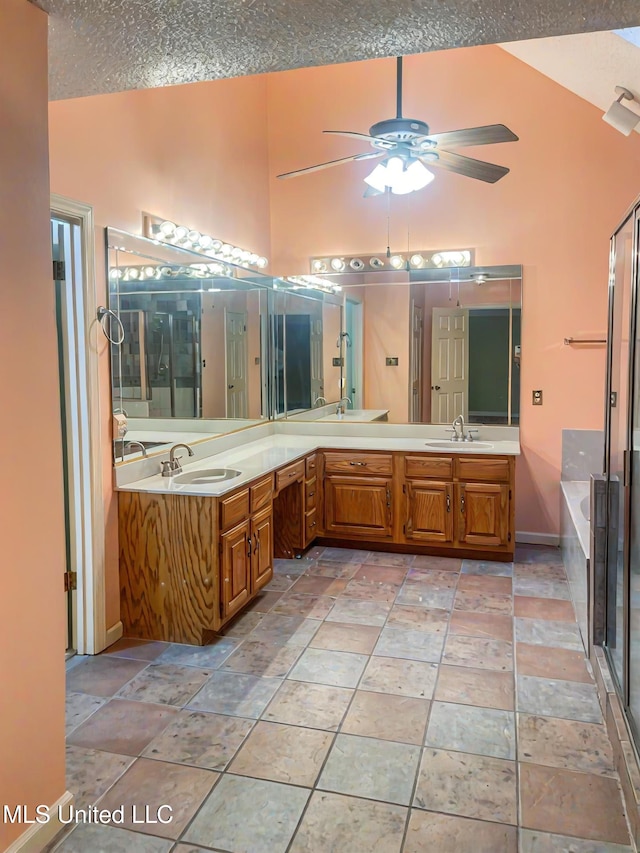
345,297,363,409
409,299,424,422
51,194,107,655
224,308,249,417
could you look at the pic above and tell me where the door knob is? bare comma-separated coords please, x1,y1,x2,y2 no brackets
228,384,234,389
431,385,441,390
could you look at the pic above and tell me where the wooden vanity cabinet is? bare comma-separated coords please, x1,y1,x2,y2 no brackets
322,451,394,540
404,480,454,544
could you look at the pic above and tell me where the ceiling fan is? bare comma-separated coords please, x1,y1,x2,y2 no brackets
277,56,518,195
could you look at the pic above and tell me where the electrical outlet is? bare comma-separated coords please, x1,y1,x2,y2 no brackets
332,357,344,367
532,389,543,405
386,357,399,366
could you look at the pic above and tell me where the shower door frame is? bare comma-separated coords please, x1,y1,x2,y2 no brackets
604,195,640,741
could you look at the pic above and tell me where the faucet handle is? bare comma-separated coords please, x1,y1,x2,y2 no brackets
160,460,173,477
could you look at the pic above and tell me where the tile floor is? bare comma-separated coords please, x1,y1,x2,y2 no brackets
52,545,634,852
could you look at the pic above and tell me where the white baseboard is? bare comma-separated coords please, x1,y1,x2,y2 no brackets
516,531,560,547
104,621,123,649
4,791,74,853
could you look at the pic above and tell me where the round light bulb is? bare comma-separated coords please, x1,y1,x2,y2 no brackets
230,247,243,259
159,221,176,236
350,258,365,270
174,225,188,240
128,268,139,280
330,257,346,272
410,254,424,268
390,255,405,269
188,230,201,243
256,257,268,269
199,235,213,249
221,244,232,256
369,257,384,269
212,239,223,251
312,259,327,273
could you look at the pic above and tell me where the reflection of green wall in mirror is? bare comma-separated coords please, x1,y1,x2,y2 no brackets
468,308,521,423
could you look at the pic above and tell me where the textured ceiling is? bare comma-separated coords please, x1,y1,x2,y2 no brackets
33,0,640,101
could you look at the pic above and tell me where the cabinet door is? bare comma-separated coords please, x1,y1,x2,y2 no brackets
221,519,251,621
456,482,509,547
251,506,273,593
324,475,393,539
405,480,453,543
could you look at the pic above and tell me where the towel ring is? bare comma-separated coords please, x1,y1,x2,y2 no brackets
97,307,125,345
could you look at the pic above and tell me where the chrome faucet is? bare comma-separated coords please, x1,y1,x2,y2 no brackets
337,396,353,415
314,396,327,408
161,443,194,477
123,440,148,460
451,414,465,441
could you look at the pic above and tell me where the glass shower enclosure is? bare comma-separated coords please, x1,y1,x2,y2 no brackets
604,196,640,743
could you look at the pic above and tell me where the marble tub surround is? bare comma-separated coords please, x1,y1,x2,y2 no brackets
561,428,604,482
52,545,632,853
115,420,520,492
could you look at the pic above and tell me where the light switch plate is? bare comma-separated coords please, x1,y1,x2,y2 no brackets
532,389,543,405
386,357,399,366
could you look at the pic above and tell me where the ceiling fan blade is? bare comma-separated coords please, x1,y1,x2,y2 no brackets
418,124,519,150
277,151,383,180
424,150,509,183
324,130,397,150
363,184,385,198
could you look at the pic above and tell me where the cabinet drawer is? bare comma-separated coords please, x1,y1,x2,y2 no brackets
275,459,305,492
305,454,318,478
250,475,273,513
405,455,453,480
455,456,511,483
220,489,250,532
323,451,393,476
305,477,317,511
305,508,318,540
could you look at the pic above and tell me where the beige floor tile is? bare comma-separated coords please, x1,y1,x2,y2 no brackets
516,643,593,683
116,664,212,706
341,579,400,603
98,757,218,838
101,638,170,662
67,699,179,756
449,610,513,642
310,622,381,654
288,647,368,688
228,720,333,786
443,635,513,671
414,747,516,824
518,715,616,776
263,680,353,730
289,791,406,852
454,589,513,615
272,593,337,619
353,565,407,584
458,574,513,594
404,811,517,853
66,657,147,697
293,575,350,595
143,710,254,770
359,656,438,699
65,745,133,809
386,604,449,634
514,596,576,621
341,690,430,744
520,763,630,844
435,665,514,711
220,640,303,677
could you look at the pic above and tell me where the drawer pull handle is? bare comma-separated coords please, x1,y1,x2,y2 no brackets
460,495,465,513
254,534,260,554
310,521,317,528
308,491,315,497
247,536,252,557
349,461,367,466
446,493,451,513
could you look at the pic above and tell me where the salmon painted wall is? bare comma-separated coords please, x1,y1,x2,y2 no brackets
48,77,272,627
267,46,640,535
0,0,66,846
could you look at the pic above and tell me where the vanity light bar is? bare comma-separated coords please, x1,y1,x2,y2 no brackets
284,275,342,294
109,261,234,282
144,214,268,270
310,249,474,274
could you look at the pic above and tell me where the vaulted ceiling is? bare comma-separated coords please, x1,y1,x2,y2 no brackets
33,0,640,101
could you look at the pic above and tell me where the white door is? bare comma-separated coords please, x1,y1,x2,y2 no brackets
310,315,324,403
431,307,469,423
225,311,248,417
410,301,424,422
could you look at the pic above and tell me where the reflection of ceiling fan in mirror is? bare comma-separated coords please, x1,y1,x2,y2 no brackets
277,56,519,196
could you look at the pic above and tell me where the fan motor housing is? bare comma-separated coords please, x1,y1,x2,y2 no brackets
369,117,430,143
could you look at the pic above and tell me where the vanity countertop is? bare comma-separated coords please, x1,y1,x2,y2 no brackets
117,432,520,498
317,409,389,422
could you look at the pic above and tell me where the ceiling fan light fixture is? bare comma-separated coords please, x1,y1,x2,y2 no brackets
364,156,434,195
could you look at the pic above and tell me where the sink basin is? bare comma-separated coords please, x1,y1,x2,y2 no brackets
425,440,494,450
173,468,242,485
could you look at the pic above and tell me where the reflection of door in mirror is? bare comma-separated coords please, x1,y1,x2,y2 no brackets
225,311,248,418
410,301,424,422
431,307,468,424
345,298,363,409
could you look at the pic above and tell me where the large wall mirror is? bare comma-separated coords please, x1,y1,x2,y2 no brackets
107,228,272,462
284,264,522,427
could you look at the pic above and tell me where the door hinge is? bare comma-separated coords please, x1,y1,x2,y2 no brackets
509,489,512,500
64,571,77,592
508,532,511,542
53,260,65,280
